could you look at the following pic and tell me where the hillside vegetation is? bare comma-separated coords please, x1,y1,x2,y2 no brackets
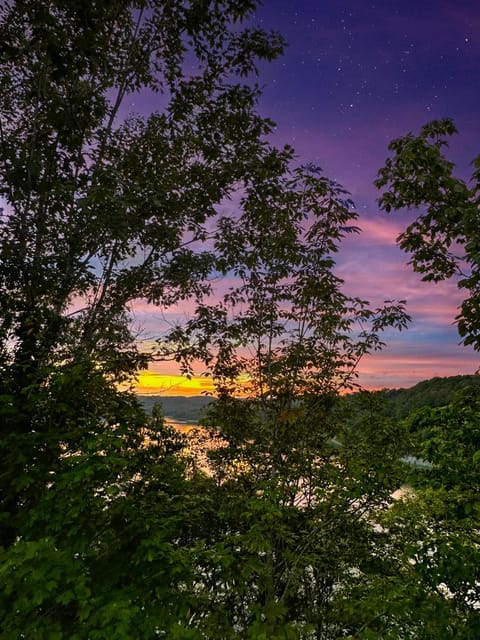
381,374,480,418
139,374,480,423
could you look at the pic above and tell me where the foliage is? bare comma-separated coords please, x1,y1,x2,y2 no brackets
155,161,412,636
2,2,477,638
373,374,480,420
0,0,285,400
0,0,284,545
163,163,410,396
190,392,408,639
376,118,480,350
342,386,480,639
0,408,211,639
372,125,480,638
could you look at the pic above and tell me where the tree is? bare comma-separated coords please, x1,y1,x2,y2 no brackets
372,122,480,636
0,0,284,544
375,118,480,351
157,163,410,637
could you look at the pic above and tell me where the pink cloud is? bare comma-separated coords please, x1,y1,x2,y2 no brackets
355,216,404,245
357,347,478,390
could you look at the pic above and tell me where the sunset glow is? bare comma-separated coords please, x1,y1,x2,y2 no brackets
135,370,216,396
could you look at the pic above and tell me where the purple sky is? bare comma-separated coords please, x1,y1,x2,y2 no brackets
248,0,480,387
134,0,480,391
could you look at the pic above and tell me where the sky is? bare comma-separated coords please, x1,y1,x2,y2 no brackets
135,0,480,395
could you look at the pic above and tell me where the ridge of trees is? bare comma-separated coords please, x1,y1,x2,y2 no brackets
382,373,480,419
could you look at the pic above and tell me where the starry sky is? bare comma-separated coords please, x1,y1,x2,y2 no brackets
135,0,480,394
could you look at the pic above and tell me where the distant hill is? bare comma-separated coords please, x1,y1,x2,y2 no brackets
138,395,215,423
381,374,480,419
138,374,480,423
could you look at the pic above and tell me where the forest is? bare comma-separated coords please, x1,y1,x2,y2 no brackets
0,2,479,638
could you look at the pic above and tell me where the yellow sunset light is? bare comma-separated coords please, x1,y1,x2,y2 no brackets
135,370,216,396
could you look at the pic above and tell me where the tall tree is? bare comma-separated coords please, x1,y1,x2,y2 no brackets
159,163,410,637
0,0,284,542
0,0,284,411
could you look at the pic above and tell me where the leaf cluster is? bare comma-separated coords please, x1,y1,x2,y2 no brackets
376,118,480,349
